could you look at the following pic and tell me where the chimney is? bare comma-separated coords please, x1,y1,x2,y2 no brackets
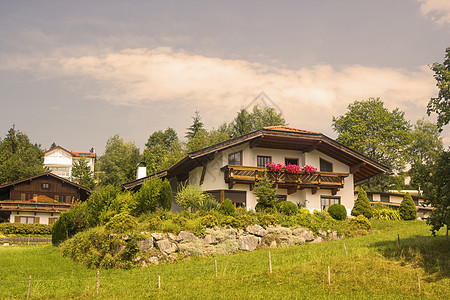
136,162,147,180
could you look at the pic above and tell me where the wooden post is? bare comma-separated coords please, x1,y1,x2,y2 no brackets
269,251,272,273
158,276,161,289
397,234,400,247
27,275,31,298
343,242,347,257
328,266,331,285
96,270,99,294
418,277,421,293
215,260,218,279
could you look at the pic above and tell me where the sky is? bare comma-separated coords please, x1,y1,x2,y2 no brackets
0,0,449,154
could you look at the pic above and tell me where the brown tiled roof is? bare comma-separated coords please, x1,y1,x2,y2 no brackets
72,152,96,158
264,126,318,134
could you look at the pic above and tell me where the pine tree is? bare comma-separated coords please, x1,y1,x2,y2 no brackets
351,187,373,219
253,173,277,210
399,192,417,220
185,110,204,139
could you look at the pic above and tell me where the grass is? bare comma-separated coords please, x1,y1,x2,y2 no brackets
0,220,448,299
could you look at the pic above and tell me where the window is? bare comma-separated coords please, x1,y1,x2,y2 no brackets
41,183,51,190
321,196,340,211
228,151,242,166
19,216,35,224
21,193,26,201
48,217,58,225
320,159,333,172
257,156,271,167
380,195,390,203
54,195,59,202
285,158,298,166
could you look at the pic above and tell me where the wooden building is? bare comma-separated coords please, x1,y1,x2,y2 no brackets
0,172,91,225
123,126,388,214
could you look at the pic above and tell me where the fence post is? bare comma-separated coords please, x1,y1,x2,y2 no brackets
27,275,31,298
328,266,331,285
215,260,218,279
158,275,161,289
269,251,272,273
397,234,400,247
96,270,99,294
418,277,421,293
343,242,347,257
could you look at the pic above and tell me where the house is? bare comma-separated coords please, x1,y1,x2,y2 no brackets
124,126,388,214
0,172,91,225
357,190,433,219
43,145,96,180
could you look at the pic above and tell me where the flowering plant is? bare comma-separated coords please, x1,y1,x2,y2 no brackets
265,162,285,173
302,164,317,175
284,163,302,174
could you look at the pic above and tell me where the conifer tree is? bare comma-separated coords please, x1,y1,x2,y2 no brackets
351,187,373,219
399,192,417,220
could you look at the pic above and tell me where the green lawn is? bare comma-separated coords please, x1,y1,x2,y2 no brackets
0,221,448,299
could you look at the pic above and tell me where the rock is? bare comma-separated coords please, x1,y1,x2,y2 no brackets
137,237,154,252
141,261,148,268
151,233,165,240
329,231,339,240
121,234,131,241
3,243,10,246
203,234,218,245
258,234,281,249
266,225,293,236
318,230,327,237
292,227,315,241
311,236,323,243
178,231,198,241
156,239,178,254
237,235,259,251
148,257,159,265
168,233,180,241
269,240,277,248
246,224,268,237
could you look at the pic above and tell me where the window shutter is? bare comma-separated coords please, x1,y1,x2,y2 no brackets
14,216,20,223
34,217,40,224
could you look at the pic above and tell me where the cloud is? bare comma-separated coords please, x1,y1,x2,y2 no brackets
418,0,450,25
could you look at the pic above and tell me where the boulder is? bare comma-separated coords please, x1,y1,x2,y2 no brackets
292,227,314,241
246,224,268,237
137,237,154,252
151,233,165,240
178,231,198,241
266,225,292,236
168,233,180,241
203,234,218,245
237,235,259,251
156,239,178,254
311,236,323,243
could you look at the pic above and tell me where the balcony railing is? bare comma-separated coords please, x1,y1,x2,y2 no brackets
220,165,348,194
0,201,72,213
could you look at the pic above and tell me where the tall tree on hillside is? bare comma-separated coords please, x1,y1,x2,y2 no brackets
97,134,141,186
0,125,46,184
427,47,450,131
408,118,444,193
332,98,411,190
230,105,287,138
143,127,185,174
50,142,57,149
71,157,95,189
185,110,204,139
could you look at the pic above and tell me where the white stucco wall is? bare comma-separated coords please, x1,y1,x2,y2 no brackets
9,211,60,225
188,142,355,213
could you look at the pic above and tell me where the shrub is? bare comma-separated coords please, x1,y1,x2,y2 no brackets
327,204,347,221
105,212,138,233
148,216,163,230
52,202,90,245
239,215,254,228
200,214,218,228
0,223,52,235
350,215,372,230
134,177,162,215
198,194,219,211
159,179,173,210
276,201,298,216
253,173,277,209
175,182,206,211
218,199,235,216
373,207,401,220
258,214,278,228
220,216,241,228
351,187,373,219
399,192,417,220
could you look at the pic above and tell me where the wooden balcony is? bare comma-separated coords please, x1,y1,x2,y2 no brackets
220,165,349,195
0,201,72,213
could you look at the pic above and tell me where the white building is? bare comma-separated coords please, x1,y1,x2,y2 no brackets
43,146,96,180
124,126,388,214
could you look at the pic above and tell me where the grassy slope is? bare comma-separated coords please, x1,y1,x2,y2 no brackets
0,221,448,299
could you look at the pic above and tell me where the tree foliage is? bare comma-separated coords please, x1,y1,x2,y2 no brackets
97,134,141,186
351,187,373,219
71,157,95,189
185,110,204,139
399,192,417,220
253,173,278,210
423,150,450,236
427,47,450,130
174,182,207,211
0,125,46,184
332,98,411,190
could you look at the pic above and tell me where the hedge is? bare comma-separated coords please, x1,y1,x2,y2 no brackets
0,223,52,235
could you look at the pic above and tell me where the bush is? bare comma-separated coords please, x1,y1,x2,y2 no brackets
52,202,90,245
200,214,218,228
372,207,401,220
276,201,298,216
258,214,278,228
220,216,241,228
175,183,206,211
198,194,219,211
134,177,162,215
327,204,347,221
351,187,373,219
159,179,173,211
105,213,138,233
399,192,417,220
218,199,235,216
239,215,254,228
350,215,372,230
253,173,277,209
0,223,52,235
